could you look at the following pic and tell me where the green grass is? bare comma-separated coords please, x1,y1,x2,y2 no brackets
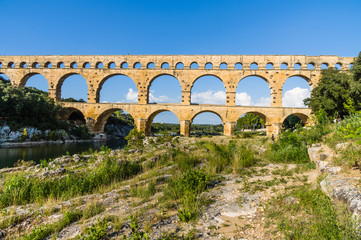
0,158,141,207
265,185,358,239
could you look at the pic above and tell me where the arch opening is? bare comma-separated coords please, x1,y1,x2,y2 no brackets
121,62,128,69
57,62,65,68
161,62,170,69
282,76,311,107
0,73,11,83
335,63,342,70
20,62,27,68
280,63,288,69
191,75,226,105
307,63,315,70
190,62,198,69
148,74,181,103
349,63,354,70
134,62,141,69
250,63,258,70
23,73,49,92
205,63,213,69
98,74,138,103
266,63,274,70
96,62,104,69
235,63,243,69
8,62,15,68
147,62,155,69
191,111,223,136
108,62,116,69
70,62,78,69
45,62,52,68
236,76,270,106
294,63,301,70
0,62,3,68
103,109,135,139
282,113,308,130
235,112,266,135
58,74,88,102
32,62,40,69
219,63,227,69
176,62,184,69
321,63,328,69
83,62,91,68
148,110,180,136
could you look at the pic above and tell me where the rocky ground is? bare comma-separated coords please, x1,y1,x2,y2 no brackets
0,136,358,239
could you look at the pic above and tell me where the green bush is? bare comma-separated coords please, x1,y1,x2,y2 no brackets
78,218,108,240
125,129,145,149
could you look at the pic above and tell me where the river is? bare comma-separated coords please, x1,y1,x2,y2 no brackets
0,139,127,169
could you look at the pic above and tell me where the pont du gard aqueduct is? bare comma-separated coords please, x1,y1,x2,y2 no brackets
0,55,356,136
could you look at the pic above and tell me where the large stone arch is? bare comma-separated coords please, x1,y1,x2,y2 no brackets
145,73,182,103
282,74,312,87
93,107,136,133
56,73,88,101
282,112,310,126
95,73,138,103
145,109,181,135
191,110,224,123
58,106,86,120
19,72,51,92
190,74,226,91
238,74,271,87
237,111,270,125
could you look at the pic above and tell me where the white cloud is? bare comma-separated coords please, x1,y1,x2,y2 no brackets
125,88,138,103
235,92,252,106
282,87,310,107
254,97,271,107
149,91,175,103
192,90,226,104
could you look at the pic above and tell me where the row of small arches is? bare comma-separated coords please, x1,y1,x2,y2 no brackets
0,61,354,70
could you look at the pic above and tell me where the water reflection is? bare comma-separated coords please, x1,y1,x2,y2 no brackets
0,139,127,168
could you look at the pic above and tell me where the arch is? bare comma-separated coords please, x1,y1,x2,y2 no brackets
108,62,116,69
32,62,40,69
94,108,136,133
236,75,271,106
44,62,52,68
0,73,11,83
8,62,15,68
20,73,49,91
236,111,269,131
219,62,228,69
148,74,181,103
349,63,354,70
147,62,155,69
205,62,213,69
121,62,128,69
175,62,184,69
58,107,86,121
96,62,104,69
282,76,311,107
133,62,141,69
146,109,180,136
190,74,226,105
282,113,309,126
70,62,78,69
235,63,243,70
191,110,224,123
20,62,27,68
83,62,91,68
97,73,137,103
161,62,170,69
265,62,274,70
335,63,342,70
56,73,88,101
0,62,3,68
280,63,288,69
321,63,328,69
294,63,301,69
57,62,65,68
190,62,199,69
250,62,258,70
307,63,315,70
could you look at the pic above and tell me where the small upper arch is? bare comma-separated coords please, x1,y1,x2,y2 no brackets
108,62,116,69
307,62,315,70
335,62,342,70
219,62,228,69
161,62,170,69
133,62,141,69
44,62,52,68
83,62,91,68
294,63,302,69
280,63,288,69
321,63,329,69
190,62,199,69
96,62,104,69
70,62,78,69
175,62,184,69
147,62,155,69
265,62,274,70
20,62,28,68
234,62,243,69
121,62,128,69
250,62,258,70
32,62,40,68
8,62,15,68
205,62,213,69
57,62,65,68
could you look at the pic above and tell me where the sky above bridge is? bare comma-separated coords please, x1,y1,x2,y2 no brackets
1,0,360,124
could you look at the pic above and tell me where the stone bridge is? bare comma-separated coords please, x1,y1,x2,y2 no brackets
0,55,355,136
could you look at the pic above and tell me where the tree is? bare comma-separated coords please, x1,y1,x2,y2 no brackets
304,68,353,118
236,113,265,130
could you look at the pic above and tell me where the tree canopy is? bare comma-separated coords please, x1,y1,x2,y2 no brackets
236,113,265,130
304,52,361,119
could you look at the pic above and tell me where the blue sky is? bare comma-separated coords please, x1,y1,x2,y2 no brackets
1,0,360,124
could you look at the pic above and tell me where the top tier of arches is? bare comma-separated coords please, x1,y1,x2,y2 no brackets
0,55,355,71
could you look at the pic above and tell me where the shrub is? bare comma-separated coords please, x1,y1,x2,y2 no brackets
78,218,108,240
125,129,145,149
122,215,151,240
